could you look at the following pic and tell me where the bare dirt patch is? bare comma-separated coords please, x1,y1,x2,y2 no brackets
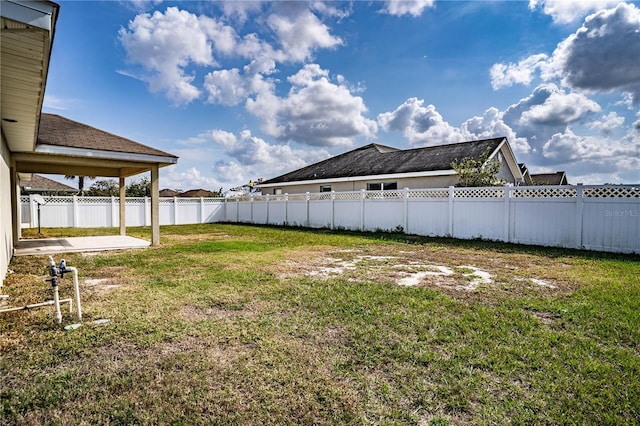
274,245,573,300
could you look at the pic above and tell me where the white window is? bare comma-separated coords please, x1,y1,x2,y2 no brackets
367,182,397,191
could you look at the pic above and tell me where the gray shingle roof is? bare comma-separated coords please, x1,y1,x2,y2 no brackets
530,172,568,185
37,113,177,159
20,174,77,193
262,138,505,184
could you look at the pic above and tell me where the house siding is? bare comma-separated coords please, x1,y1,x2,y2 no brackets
1,133,13,283
266,175,460,194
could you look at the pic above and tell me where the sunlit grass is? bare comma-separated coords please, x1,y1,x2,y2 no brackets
3,224,639,425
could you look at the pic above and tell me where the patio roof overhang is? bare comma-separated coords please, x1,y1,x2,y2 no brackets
13,149,176,178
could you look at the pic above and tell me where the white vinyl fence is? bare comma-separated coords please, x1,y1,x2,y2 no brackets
21,184,640,254
21,196,226,229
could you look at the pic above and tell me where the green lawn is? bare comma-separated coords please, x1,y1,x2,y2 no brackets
2,224,639,425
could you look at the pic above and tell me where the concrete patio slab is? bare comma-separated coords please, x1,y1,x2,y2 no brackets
14,236,150,256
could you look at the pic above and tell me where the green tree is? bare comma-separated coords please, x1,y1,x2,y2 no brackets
86,179,119,196
126,177,151,197
451,147,503,187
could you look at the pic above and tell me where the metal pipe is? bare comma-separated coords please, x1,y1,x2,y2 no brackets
0,298,72,314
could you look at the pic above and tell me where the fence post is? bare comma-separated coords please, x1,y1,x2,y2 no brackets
448,186,454,237
111,196,117,227
265,194,270,225
331,191,336,230
360,189,366,231
200,197,205,224
236,197,239,223
250,194,254,223
73,195,79,228
305,192,310,227
28,194,36,228
173,197,179,225
403,188,409,233
503,185,511,243
575,183,584,249
145,197,151,226
285,193,289,225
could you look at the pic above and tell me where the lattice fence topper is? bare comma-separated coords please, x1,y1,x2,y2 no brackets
308,193,332,201
77,197,114,204
408,189,449,198
511,187,577,198
454,188,506,198
584,186,640,198
40,196,73,204
334,192,362,200
267,195,287,202
287,194,308,201
126,197,147,204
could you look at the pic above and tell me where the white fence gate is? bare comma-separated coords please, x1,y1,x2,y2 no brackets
21,184,640,254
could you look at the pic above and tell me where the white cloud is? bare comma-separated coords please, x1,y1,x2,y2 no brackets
246,64,377,147
490,54,548,90
378,98,464,146
460,107,531,154
542,127,640,170
520,90,601,125
529,0,620,24
542,3,640,102
587,112,625,134
378,98,530,152
162,166,223,192
381,0,435,17
267,2,343,62
209,129,331,181
118,7,221,104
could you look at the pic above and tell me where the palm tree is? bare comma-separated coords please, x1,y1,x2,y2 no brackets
64,175,95,195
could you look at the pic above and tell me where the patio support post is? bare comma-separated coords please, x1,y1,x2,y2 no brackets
151,165,160,246
119,177,126,236
10,163,20,244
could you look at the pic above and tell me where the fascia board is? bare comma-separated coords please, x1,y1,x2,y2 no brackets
258,169,457,188
2,1,57,31
35,144,178,165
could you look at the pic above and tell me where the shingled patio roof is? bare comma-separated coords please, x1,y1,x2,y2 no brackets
36,114,175,158
262,138,506,184
13,113,177,178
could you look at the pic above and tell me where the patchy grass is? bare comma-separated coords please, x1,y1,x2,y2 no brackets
3,224,640,425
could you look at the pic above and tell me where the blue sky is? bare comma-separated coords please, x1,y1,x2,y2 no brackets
42,0,640,191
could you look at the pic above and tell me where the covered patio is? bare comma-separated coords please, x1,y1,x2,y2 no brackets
12,113,178,247
14,235,150,256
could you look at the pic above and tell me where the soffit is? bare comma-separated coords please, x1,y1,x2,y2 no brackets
1,3,56,152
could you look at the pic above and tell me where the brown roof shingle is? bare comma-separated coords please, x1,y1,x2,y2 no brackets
37,114,177,159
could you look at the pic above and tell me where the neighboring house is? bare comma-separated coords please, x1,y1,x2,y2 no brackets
20,174,77,195
1,1,178,283
518,163,534,186
179,189,216,197
259,137,525,195
159,189,180,197
530,172,569,185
